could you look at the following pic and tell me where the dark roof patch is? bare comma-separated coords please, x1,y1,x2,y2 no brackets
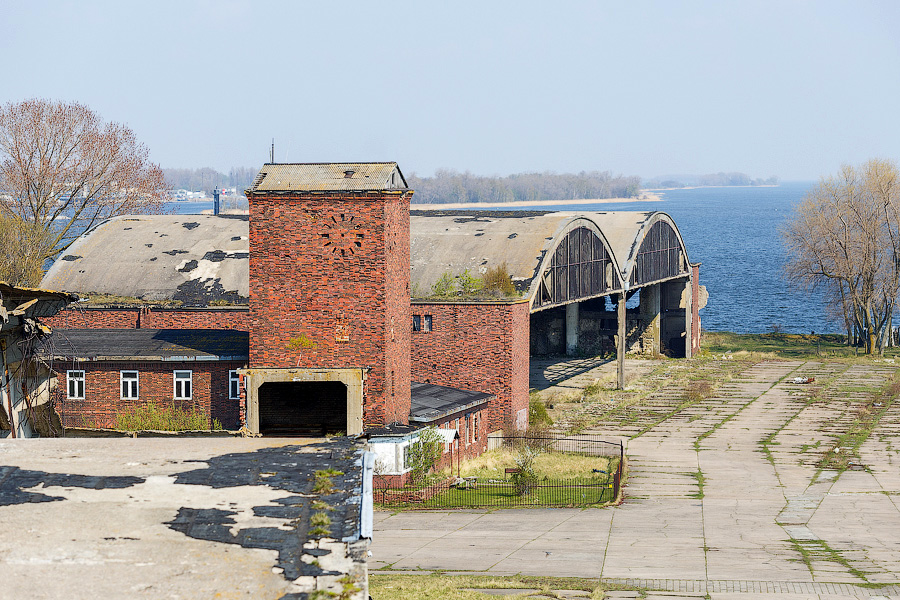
409,382,492,423
39,329,249,361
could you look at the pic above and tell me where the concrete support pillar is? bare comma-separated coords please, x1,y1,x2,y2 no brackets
617,293,626,390
565,302,579,356
640,284,661,355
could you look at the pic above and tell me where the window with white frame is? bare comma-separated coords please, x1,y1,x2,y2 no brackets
412,315,421,332
229,370,240,399
174,370,192,399
120,371,139,399
423,315,432,332
67,370,85,399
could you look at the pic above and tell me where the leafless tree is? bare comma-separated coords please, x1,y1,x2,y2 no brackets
783,159,900,354
0,99,167,277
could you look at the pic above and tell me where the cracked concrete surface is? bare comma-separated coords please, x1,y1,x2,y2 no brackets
372,358,900,598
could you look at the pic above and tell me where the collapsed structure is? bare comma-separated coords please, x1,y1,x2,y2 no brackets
39,162,705,471
0,283,75,438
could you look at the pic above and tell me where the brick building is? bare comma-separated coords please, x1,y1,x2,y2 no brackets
40,162,704,473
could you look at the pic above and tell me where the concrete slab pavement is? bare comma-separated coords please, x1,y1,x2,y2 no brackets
373,358,900,598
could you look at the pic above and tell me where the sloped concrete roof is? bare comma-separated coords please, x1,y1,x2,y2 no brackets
41,215,249,306
41,210,689,308
408,210,689,300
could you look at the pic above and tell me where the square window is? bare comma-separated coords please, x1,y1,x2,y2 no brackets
121,371,139,399
412,315,421,332
423,315,432,332
67,370,85,400
229,370,240,399
174,370,192,400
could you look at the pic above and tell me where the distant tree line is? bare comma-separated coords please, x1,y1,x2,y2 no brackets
645,172,779,188
163,166,259,193
407,170,642,204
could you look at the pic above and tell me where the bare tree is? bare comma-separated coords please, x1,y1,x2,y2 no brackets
0,99,167,274
783,159,900,354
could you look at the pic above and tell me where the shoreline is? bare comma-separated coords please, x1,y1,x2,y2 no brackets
645,184,779,191
411,191,661,210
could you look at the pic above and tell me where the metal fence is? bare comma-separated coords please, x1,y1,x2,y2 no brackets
374,434,623,509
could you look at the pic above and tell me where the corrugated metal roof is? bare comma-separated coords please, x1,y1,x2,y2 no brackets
246,163,408,193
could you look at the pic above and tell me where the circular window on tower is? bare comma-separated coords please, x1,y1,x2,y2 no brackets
320,213,364,256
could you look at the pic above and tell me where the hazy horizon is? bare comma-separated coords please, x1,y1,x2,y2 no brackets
3,1,899,181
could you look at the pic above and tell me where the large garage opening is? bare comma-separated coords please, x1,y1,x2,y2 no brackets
257,381,347,436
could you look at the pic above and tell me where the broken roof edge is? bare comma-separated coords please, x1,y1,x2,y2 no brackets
0,281,78,302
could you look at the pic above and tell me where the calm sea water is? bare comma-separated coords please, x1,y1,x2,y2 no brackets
165,183,828,334
494,182,827,334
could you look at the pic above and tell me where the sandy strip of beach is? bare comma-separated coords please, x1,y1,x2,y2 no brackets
411,191,661,210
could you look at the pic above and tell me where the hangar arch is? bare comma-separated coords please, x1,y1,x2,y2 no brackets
532,219,623,310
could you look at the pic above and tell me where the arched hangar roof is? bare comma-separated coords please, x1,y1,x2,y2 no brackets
40,211,691,310
41,214,250,305
409,210,691,309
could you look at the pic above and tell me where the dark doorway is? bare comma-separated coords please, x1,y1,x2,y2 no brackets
257,381,347,436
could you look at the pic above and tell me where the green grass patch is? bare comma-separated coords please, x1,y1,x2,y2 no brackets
687,469,705,499
370,573,606,599
112,403,222,431
442,447,612,480
788,538,870,582
703,330,900,359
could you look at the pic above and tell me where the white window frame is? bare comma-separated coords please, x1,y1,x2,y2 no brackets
229,370,240,400
67,370,85,400
174,370,192,400
120,371,139,399
423,314,432,332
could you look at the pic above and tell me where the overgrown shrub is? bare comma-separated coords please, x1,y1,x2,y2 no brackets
457,268,482,296
528,393,553,430
511,447,539,495
408,427,444,482
431,272,455,297
113,403,222,431
482,263,516,296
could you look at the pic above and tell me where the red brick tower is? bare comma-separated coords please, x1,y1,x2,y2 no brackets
243,163,412,434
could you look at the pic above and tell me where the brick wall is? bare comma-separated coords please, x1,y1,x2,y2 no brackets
45,306,250,331
248,191,413,428
410,302,530,433
53,360,244,430
430,405,490,470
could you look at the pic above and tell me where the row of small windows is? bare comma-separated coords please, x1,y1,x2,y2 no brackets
66,370,241,401
412,314,432,333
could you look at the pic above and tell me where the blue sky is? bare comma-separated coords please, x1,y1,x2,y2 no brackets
2,1,899,180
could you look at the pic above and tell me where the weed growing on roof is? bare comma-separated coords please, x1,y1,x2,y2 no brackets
313,468,343,494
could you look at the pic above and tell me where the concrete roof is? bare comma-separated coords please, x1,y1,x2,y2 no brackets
40,210,689,308
246,162,407,193
0,437,372,598
41,215,249,306
39,328,249,361
409,210,689,300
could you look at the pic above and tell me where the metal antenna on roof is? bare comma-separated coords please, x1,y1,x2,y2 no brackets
270,139,275,164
